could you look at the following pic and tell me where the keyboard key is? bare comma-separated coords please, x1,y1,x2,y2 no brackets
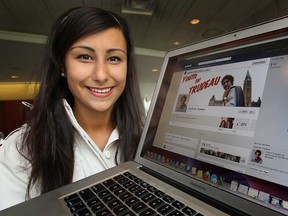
172,200,185,209
119,191,131,201
167,209,185,216
128,184,141,192
131,201,148,213
123,172,132,177
91,202,105,213
102,194,116,203
98,189,111,198
109,183,122,192
114,187,128,196
113,174,125,181
119,210,136,216
154,190,165,197
125,196,140,206
157,203,174,215
141,193,156,203
133,177,144,184
182,206,197,215
79,188,95,202
102,179,116,187
86,197,101,207
139,181,150,188
163,195,175,203
66,197,82,207
73,207,92,216
149,198,164,209
122,180,135,188
95,208,112,216
91,184,105,194
117,177,129,184
139,208,157,216
113,204,129,214
134,188,149,197
70,202,86,213
147,185,157,192
107,199,122,209
64,193,79,202
127,174,138,180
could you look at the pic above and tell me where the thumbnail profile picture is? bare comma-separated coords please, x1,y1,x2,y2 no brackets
175,94,189,112
251,149,263,164
219,117,234,129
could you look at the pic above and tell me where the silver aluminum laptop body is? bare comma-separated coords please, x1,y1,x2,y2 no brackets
1,16,288,216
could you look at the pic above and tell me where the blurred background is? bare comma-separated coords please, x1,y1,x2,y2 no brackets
1,0,288,135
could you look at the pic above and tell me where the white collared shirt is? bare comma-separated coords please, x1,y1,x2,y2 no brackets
0,100,119,210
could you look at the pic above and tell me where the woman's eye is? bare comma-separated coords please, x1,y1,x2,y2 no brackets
108,56,121,62
77,54,92,61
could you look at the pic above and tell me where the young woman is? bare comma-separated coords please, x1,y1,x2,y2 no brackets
0,7,145,210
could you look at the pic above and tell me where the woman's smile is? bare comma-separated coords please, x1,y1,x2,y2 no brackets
86,86,113,97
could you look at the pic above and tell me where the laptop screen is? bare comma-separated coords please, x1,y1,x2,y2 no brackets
137,18,288,215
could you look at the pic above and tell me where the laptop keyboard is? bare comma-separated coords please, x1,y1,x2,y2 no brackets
63,171,203,216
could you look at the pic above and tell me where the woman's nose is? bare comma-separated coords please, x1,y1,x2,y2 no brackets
92,62,108,82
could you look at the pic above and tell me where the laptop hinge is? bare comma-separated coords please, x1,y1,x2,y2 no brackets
139,165,247,216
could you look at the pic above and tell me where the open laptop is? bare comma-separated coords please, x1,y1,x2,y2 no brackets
1,16,288,216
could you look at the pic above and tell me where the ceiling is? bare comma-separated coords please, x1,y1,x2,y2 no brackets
1,0,288,84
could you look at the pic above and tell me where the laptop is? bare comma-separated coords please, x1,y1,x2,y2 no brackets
1,16,288,216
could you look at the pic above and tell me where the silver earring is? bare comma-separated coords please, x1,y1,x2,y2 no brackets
61,72,65,77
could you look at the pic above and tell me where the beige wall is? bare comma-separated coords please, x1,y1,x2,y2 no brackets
0,82,39,101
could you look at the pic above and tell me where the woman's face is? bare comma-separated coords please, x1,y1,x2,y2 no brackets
65,27,127,115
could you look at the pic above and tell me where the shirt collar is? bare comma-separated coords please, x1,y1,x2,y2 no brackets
62,99,119,145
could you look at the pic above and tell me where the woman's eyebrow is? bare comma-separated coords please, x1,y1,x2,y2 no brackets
106,48,126,54
70,45,95,52
69,46,126,54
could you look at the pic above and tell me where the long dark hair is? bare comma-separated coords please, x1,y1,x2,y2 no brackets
22,7,145,197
